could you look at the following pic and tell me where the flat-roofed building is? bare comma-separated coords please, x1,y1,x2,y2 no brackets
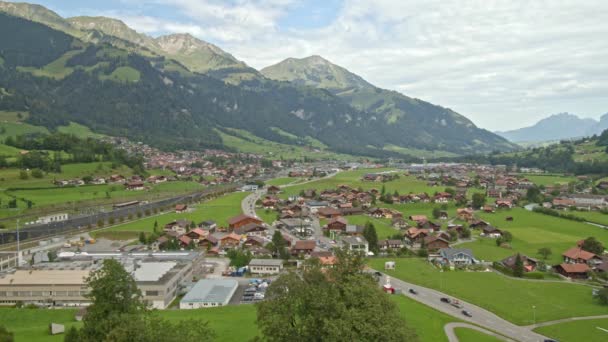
179,279,238,309
0,270,90,307
249,259,283,275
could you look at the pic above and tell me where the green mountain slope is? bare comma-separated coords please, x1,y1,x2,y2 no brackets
262,55,516,154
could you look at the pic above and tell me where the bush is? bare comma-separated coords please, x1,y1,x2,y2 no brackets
30,168,44,178
523,272,545,279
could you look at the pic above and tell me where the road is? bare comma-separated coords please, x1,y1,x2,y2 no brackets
443,322,513,342
379,272,549,342
242,189,265,218
525,314,608,329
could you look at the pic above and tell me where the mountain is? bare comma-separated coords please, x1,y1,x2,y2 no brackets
496,113,608,143
0,3,517,158
0,1,75,33
262,56,516,154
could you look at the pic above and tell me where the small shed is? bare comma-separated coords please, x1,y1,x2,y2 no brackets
385,261,396,270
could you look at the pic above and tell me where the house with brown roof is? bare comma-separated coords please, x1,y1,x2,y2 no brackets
185,228,207,242
220,233,241,248
554,263,590,279
500,254,538,272
404,227,430,243
423,235,450,251
317,207,341,219
227,214,263,230
409,215,428,223
199,235,218,249
562,247,602,266
233,223,268,237
378,239,405,251
325,217,348,233
292,240,316,256
481,226,502,238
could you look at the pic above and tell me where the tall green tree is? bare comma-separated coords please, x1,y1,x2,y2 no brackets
472,193,486,209
256,248,417,341
537,247,552,260
582,237,604,255
513,254,524,277
0,325,14,342
271,230,289,260
363,222,379,254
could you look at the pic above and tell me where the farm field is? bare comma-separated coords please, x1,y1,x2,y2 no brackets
343,215,399,240
368,258,606,325
101,192,248,234
534,318,608,342
392,295,461,342
458,208,608,264
256,208,277,225
567,210,608,226
454,328,504,342
279,168,439,199
57,122,106,139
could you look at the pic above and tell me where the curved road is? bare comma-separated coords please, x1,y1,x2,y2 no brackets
525,314,608,329
380,272,549,342
443,322,513,342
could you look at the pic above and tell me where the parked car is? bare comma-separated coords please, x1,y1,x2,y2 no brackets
440,297,451,303
374,271,383,277
461,310,472,317
408,288,418,295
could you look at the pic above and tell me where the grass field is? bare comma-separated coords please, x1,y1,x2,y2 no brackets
102,192,248,233
256,208,277,225
534,318,608,342
520,174,576,186
368,258,606,325
566,210,608,226
343,215,399,239
57,122,106,139
99,66,141,82
0,122,49,141
454,328,504,342
16,49,83,80
457,208,608,264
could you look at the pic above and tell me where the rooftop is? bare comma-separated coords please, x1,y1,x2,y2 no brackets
0,270,89,286
181,279,238,304
132,262,177,282
249,258,283,266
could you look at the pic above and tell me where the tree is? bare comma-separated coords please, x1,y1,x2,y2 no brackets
581,237,604,255
537,247,552,260
597,287,608,305
227,249,252,268
256,249,417,341
19,170,28,180
432,207,441,219
72,259,215,342
138,232,146,245
526,187,542,203
30,168,44,178
363,222,379,254
448,230,458,242
381,184,386,196
0,325,14,342
79,259,147,341
472,193,486,209
153,220,158,234
461,227,471,239
271,230,289,260
501,230,513,243
513,254,524,277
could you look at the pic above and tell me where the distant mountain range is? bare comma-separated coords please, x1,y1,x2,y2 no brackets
495,113,608,143
0,1,517,157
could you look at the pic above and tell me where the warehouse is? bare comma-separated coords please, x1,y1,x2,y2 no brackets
180,279,238,309
249,259,283,275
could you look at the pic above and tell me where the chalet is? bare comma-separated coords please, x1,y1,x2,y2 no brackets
234,223,268,236
220,233,241,248
306,201,330,213
456,208,474,221
438,248,477,266
482,205,494,213
495,200,513,209
392,217,409,229
554,263,590,279
340,207,365,216
500,254,538,272
243,236,267,247
317,207,342,219
404,227,430,243
125,181,145,191
409,215,428,223
481,226,502,238
175,204,188,213
469,220,490,229
227,214,263,230
378,239,405,251
154,236,169,250
562,247,602,266
292,240,316,256
185,228,207,242
423,235,450,251
164,219,192,235
417,220,441,231
199,235,218,248
266,185,281,194
326,217,348,233
179,235,192,247
439,211,449,220
553,198,575,210
109,174,126,184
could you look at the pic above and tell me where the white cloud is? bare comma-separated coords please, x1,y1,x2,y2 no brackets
94,0,608,130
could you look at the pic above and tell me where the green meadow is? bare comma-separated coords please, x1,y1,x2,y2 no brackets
534,318,608,342
458,208,608,264
454,328,504,342
368,258,605,325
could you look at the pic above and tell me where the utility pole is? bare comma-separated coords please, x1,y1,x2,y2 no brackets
16,218,20,266
532,305,536,325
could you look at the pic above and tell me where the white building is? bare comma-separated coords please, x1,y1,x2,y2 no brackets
36,213,69,224
179,279,238,309
342,236,369,255
249,259,283,275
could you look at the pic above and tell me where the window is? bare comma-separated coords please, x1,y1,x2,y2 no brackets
146,291,159,296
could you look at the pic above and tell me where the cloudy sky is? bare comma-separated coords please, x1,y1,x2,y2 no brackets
29,0,608,131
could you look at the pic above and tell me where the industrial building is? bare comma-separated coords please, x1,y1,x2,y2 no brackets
0,251,201,309
179,279,238,309
249,259,283,275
